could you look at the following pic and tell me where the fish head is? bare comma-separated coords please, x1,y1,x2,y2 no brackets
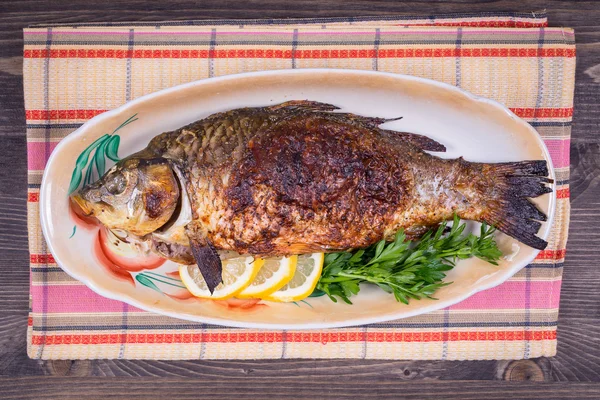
70,157,180,236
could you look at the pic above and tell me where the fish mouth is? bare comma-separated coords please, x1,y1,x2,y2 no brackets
70,192,112,218
70,193,94,217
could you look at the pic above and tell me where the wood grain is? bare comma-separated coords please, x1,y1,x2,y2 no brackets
2,378,600,399
0,0,599,397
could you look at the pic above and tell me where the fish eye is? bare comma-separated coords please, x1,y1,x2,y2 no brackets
105,171,127,195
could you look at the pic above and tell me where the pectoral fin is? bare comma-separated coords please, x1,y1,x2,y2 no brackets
185,229,222,294
284,243,331,254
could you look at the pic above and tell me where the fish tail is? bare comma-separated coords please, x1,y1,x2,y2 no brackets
476,160,553,250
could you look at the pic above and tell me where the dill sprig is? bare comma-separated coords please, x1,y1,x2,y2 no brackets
315,215,503,304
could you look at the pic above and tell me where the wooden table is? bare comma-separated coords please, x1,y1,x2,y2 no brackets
0,1,598,398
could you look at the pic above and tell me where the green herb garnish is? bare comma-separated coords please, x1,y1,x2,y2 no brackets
315,215,502,304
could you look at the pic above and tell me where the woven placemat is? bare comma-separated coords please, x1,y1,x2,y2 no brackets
25,12,574,360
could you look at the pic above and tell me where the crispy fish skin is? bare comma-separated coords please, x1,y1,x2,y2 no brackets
145,101,550,255
72,101,551,291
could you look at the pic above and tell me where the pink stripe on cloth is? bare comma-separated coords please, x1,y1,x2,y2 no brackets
30,285,144,313
449,280,562,310
543,139,571,169
31,280,561,313
27,141,58,170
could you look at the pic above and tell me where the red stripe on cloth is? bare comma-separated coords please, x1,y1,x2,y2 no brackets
510,107,573,118
23,48,575,59
30,329,556,345
416,21,547,28
28,316,33,326
535,249,566,260
375,48,574,58
28,192,39,202
556,188,570,199
27,107,573,121
30,254,56,264
25,109,107,120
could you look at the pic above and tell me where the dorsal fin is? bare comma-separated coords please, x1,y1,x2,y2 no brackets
270,101,446,152
380,129,446,152
269,100,340,112
324,112,447,152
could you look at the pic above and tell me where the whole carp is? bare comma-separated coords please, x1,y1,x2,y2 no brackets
71,101,552,292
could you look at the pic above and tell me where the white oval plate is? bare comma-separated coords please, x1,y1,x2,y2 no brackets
40,69,555,329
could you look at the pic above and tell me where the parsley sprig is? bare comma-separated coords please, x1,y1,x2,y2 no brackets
315,216,503,304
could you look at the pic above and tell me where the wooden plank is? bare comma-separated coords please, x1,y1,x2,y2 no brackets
1,377,600,399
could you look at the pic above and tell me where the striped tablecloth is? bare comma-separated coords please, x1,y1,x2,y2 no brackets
24,12,574,360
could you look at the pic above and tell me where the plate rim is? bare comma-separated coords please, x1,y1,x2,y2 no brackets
39,68,557,329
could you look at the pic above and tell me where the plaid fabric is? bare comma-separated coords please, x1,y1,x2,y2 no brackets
24,11,574,360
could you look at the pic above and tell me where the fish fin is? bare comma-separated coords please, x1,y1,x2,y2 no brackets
324,112,402,129
403,224,445,240
151,237,195,264
185,229,222,294
317,111,446,152
270,100,341,112
355,115,403,127
380,129,447,152
479,160,553,250
283,243,331,254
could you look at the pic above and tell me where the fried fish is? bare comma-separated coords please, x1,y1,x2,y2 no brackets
71,101,552,292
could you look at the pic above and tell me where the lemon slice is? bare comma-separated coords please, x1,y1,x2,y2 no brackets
237,255,298,299
263,253,324,302
179,256,264,300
